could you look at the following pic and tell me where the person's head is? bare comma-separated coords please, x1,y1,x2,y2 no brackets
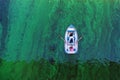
70,32,73,36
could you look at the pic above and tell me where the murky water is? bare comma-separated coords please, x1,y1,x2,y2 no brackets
0,0,120,80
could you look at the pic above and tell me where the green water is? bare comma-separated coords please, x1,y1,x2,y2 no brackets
0,0,120,80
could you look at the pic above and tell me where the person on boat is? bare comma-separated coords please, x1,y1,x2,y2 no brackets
69,32,75,43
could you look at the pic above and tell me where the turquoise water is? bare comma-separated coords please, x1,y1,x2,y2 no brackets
0,0,120,80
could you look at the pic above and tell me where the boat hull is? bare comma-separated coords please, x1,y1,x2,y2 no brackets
65,25,78,54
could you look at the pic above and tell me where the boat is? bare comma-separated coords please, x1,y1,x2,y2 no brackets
65,25,78,54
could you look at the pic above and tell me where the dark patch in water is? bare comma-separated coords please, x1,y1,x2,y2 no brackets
49,44,57,52
0,0,10,55
49,57,55,65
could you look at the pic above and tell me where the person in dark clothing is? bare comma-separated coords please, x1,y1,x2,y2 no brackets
69,32,73,36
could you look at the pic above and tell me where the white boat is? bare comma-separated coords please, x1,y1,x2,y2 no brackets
65,25,78,54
